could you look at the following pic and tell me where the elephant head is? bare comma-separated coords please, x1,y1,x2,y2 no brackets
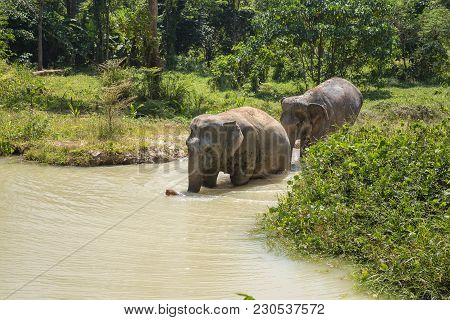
280,97,329,153
186,118,244,193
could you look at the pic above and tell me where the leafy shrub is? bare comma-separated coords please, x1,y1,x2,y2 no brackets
210,54,241,90
138,100,178,118
184,91,208,117
130,67,162,100
98,58,130,86
20,113,49,140
175,49,207,74
260,122,449,299
68,99,80,117
129,71,193,117
210,40,273,92
129,102,143,118
160,72,190,112
0,140,14,155
0,60,46,110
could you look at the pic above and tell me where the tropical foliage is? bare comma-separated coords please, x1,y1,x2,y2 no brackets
0,0,447,85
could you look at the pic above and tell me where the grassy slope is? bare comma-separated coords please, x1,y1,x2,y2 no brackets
0,64,189,165
0,64,299,165
1,60,449,166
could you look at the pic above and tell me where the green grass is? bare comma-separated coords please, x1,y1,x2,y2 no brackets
360,85,449,124
0,109,188,165
40,74,102,112
0,62,190,165
158,72,301,118
0,62,306,165
1,59,449,167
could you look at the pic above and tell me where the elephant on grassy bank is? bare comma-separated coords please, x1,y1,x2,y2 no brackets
281,77,363,154
186,107,291,193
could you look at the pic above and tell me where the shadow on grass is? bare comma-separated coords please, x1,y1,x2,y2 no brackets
382,78,440,89
361,89,392,101
254,91,283,102
254,87,300,102
41,95,99,114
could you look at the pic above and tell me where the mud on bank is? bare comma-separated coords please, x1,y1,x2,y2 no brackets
20,141,188,166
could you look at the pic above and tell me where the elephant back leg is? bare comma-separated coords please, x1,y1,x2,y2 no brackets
230,169,252,186
230,151,256,186
203,172,219,188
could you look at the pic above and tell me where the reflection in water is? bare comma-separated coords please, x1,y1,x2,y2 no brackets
0,157,366,299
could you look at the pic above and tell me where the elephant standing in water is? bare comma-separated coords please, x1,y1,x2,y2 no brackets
186,107,291,193
281,77,363,154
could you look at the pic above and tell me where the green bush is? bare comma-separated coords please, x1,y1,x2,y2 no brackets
98,59,132,86
210,54,242,90
0,60,46,110
210,40,273,92
175,49,208,74
0,8,13,58
0,140,14,155
260,122,449,299
160,72,190,112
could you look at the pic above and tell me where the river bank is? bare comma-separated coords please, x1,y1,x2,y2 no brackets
1,61,448,167
0,109,188,166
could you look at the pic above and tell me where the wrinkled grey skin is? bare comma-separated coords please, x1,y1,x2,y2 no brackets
186,107,291,193
281,77,363,155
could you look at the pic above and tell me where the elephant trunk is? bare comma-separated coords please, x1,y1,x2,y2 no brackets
188,150,203,193
284,126,297,151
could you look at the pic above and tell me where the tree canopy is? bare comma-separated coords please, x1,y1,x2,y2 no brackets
0,0,448,86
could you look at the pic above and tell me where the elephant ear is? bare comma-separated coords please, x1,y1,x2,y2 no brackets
223,121,244,157
307,103,329,132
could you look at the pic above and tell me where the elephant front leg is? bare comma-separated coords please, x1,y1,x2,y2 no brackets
188,172,203,193
203,172,219,188
188,152,203,193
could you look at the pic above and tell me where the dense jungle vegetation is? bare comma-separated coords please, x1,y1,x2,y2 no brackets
0,0,448,299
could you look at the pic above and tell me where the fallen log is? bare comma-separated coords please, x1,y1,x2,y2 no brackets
32,69,65,76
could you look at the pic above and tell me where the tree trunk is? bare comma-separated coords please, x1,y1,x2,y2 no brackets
164,0,186,69
93,0,104,63
309,43,315,83
65,0,79,19
231,0,237,44
147,0,161,68
38,0,44,71
316,32,323,85
105,0,110,60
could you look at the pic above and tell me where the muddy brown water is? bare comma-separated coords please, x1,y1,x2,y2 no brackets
0,157,367,299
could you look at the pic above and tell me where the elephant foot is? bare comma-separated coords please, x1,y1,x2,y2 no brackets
188,185,201,193
203,173,219,188
230,172,251,186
